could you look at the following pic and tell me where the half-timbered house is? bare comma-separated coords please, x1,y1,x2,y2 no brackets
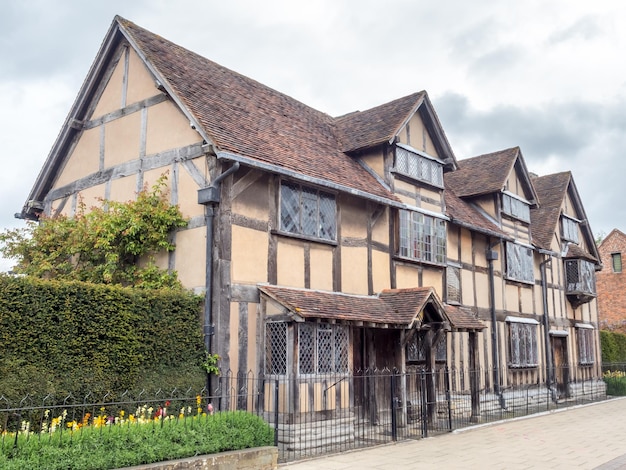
19,16,603,430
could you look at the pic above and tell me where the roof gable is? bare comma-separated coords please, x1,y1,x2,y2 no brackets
445,147,538,205
530,172,600,263
335,92,457,170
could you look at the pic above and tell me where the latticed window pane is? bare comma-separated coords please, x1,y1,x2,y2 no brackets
447,266,461,303
502,193,530,223
265,322,287,375
436,335,447,362
394,146,444,187
280,183,300,234
612,253,622,273
509,322,538,368
280,182,336,241
566,259,596,295
317,324,333,373
398,210,446,264
334,326,349,372
298,323,349,374
506,243,534,283
577,328,595,365
298,323,315,374
301,188,318,237
562,216,579,243
319,193,336,240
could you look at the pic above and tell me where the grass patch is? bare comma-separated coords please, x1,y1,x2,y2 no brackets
0,411,274,470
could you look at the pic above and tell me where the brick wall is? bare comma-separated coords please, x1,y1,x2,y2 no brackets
597,229,626,332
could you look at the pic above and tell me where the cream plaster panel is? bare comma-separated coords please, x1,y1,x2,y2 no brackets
360,150,384,179
146,100,202,156
340,198,367,238
520,287,534,314
229,302,239,372
51,198,71,217
341,246,368,294
138,250,168,271
371,209,389,245
142,168,172,193
396,264,418,289
177,165,204,218
474,272,491,309
476,195,497,218
109,175,139,203
506,171,525,198
421,200,442,214
53,127,100,189
232,176,270,221
447,229,460,263
460,269,474,305
92,56,125,118
77,184,105,210
397,194,417,205
105,112,142,167
504,284,520,312
232,226,268,284
372,250,390,293
174,227,206,289
397,113,438,157
126,49,157,104
277,239,305,287
395,180,416,194
422,268,443,297
247,303,258,372
460,229,473,265
309,245,333,291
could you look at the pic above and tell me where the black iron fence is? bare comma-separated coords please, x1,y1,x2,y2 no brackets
0,366,610,464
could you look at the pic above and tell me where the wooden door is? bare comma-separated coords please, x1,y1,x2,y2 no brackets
551,336,569,398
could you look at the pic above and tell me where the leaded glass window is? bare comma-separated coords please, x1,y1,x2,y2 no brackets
298,323,348,375
395,146,444,187
505,242,534,283
447,265,461,303
508,321,538,368
265,322,287,375
399,210,446,264
280,182,336,241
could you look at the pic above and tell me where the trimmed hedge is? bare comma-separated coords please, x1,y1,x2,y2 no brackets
600,330,626,364
0,275,204,399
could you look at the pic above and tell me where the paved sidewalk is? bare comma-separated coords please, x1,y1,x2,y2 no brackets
280,397,626,469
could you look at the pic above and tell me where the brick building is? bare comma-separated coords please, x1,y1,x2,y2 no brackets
597,229,626,332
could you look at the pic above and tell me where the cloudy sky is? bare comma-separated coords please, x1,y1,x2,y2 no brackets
1,0,624,270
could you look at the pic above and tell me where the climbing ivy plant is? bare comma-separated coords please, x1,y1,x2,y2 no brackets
0,175,187,289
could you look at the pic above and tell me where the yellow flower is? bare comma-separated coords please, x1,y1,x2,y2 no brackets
196,395,202,406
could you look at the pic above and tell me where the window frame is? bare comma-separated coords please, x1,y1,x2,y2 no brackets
576,324,595,366
565,259,596,295
279,181,337,242
398,209,447,265
446,264,461,304
507,318,539,369
394,144,444,188
505,242,535,284
561,215,580,244
501,192,530,223
264,321,288,376
297,323,349,376
612,253,622,273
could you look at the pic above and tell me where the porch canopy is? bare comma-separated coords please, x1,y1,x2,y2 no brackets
259,284,485,331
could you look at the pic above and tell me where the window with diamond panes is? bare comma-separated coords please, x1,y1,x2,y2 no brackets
561,216,579,243
577,327,595,365
447,266,461,303
399,210,446,264
406,331,447,362
395,146,444,187
565,259,596,295
502,193,530,223
298,323,348,375
280,182,336,241
508,322,538,368
265,322,287,375
505,242,534,283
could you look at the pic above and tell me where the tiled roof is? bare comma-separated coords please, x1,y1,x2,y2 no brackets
444,147,520,198
444,305,486,331
118,17,398,202
258,285,485,330
334,92,425,153
530,172,571,250
564,243,598,262
444,185,510,239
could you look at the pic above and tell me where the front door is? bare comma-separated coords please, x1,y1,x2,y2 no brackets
551,336,569,398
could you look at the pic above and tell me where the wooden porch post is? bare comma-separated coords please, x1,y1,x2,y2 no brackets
469,331,481,422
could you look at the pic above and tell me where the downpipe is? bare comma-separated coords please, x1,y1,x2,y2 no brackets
540,256,557,402
487,242,506,410
198,161,240,398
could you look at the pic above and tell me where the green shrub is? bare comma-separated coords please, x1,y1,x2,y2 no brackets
601,330,626,363
0,275,204,399
0,411,274,470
